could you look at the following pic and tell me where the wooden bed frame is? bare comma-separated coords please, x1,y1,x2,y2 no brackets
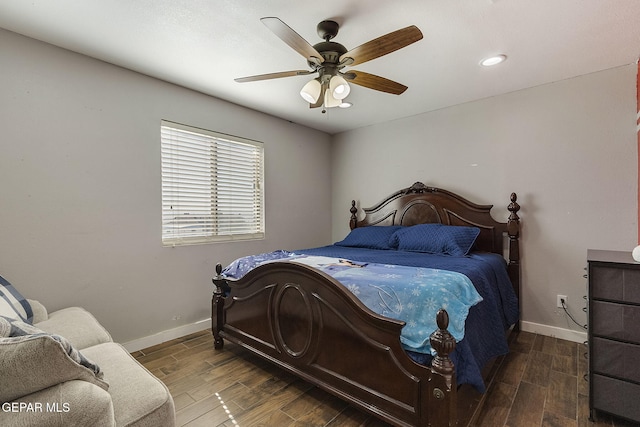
211,182,521,427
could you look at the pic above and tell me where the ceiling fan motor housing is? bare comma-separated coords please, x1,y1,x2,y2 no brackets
312,20,347,68
309,41,347,68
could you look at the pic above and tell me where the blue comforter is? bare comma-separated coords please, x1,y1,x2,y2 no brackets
225,252,482,354
223,246,518,392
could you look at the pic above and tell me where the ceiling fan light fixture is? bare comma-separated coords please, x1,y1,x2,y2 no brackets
329,75,350,100
300,78,322,103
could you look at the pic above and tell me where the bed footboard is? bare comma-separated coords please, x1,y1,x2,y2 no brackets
212,262,458,427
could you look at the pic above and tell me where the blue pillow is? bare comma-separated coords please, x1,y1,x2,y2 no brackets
335,226,403,250
390,224,481,256
0,275,33,324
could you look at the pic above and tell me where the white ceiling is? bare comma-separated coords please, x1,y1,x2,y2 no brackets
1,0,640,135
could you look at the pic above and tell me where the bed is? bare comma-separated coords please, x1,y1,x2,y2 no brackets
211,182,521,427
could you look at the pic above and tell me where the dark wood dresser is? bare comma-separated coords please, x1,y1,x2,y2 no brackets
588,249,640,423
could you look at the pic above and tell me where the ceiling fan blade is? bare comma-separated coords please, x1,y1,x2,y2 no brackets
345,70,408,95
261,17,324,65
235,70,313,83
339,25,423,67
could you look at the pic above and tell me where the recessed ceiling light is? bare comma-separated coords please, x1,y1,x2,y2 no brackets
480,54,507,67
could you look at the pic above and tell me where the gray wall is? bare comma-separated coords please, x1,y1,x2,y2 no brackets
331,64,638,339
0,29,332,344
2,27,637,345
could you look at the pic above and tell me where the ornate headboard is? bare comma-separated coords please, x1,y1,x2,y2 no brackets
349,182,521,298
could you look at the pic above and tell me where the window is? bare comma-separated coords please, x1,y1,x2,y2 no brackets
161,121,264,246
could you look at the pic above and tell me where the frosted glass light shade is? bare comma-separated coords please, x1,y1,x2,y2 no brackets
324,87,341,108
329,75,350,100
632,245,640,262
300,79,322,103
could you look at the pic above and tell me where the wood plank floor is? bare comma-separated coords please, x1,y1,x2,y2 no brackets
133,330,638,427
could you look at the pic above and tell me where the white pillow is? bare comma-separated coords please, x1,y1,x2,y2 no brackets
0,316,108,402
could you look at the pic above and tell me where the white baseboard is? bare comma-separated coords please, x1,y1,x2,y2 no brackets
520,320,587,344
122,318,587,354
123,318,211,353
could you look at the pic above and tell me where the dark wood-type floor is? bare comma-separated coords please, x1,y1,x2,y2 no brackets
133,330,637,427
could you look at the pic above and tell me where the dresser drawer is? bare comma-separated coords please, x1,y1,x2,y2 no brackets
590,265,640,304
591,301,640,344
592,374,640,422
592,337,640,382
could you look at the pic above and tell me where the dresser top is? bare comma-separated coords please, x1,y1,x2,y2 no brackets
588,249,639,265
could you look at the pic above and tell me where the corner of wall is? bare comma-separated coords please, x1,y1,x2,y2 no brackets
637,59,640,244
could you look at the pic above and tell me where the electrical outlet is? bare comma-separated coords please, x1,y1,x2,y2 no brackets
557,295,567,308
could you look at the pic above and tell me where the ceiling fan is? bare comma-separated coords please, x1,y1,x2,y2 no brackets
235,17,423,111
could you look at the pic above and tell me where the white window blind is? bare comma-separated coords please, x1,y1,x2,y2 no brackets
161,121,264,246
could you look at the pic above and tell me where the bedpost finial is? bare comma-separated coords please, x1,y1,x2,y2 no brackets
430,309,456,376
349,200,358,230
436,308,449,330
508,193,520,221
212,263,230,294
